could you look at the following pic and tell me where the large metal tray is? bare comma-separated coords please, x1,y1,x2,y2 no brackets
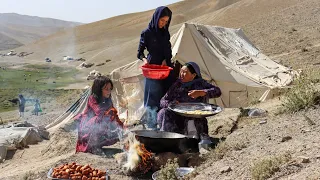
47,168,69,180
168,102,222,118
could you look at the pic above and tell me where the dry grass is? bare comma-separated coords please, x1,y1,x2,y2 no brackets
251,152,292,180
0,116,19,126
22,171,35,180
229,139,249,151
158,158,200,180
206,138,248,161
281,71,320,113
158,158,180,180
210,141,230,160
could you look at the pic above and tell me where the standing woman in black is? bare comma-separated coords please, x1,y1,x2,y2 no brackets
137,6,175,129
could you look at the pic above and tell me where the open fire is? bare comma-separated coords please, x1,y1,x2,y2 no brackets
114,131,201,177
122,133,153,174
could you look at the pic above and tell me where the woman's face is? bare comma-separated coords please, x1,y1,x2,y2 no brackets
158,16,169,29
102,83,112,98
180,66,196,83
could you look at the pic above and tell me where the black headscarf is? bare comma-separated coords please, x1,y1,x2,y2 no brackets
147,6,172,33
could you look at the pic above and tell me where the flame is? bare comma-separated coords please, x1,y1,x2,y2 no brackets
123,134,152,174
136,143,153,173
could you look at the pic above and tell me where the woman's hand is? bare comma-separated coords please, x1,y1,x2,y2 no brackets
143,58,148,65
161,60,167,66
188,90,207,99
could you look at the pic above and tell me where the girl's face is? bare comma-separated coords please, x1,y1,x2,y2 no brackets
158,16,169,29
102,83,112,98
179,66,196,83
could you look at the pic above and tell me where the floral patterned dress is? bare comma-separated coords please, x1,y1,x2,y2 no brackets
157,79,221,135
74,95,124,153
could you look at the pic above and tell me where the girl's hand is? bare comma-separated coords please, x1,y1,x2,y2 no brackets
188,90,206,99
161,60,167,66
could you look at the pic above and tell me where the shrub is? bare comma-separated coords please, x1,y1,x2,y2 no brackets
158,158,179,180
251,152,291,180
281,72,320,113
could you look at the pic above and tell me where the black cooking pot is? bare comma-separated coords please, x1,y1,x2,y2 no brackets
131,130,199,154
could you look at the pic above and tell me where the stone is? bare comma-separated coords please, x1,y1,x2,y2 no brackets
186,154,203,167
259,120,267,124
199,147,210,155
297,156,310,163
220,166,232,173
281,136,292,142
266,135,272,140
301,129,311,133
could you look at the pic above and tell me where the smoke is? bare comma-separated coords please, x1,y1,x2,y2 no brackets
76,113,126,151
123,133,141,171
120,132,154,175
140,106,158,130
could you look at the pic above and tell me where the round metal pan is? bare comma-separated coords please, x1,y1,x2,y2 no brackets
168,102,222,118
131,130,199,154
131,130,187,139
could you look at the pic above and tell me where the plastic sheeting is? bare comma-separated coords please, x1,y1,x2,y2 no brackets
0,123,48,162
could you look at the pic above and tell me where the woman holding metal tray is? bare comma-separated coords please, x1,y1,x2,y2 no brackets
157,62,221,137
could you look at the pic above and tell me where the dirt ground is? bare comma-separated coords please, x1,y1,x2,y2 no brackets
0,0,320,179
0,97,319,180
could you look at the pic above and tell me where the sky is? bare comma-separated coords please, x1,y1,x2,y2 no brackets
0,0,181,23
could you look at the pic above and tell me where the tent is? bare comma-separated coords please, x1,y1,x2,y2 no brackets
110,23,296,124
110,60,145,125
0,88,90,163
0,123,49,162
45,87,91,130
170,23,296,107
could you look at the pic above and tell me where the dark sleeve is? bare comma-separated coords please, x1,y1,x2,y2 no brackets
137,31,147,60
201,81,222,98
9,98,19,104
160,81,178,108
164,32,172,64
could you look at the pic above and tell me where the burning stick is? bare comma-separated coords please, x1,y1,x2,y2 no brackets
136,143,153,174
122,133,153,174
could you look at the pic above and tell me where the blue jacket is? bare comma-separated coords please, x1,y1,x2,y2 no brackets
137,6,172,66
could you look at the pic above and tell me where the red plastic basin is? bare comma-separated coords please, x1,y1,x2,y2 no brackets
141,64,173,80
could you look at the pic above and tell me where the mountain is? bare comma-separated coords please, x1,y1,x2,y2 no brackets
0,13,82,50
3,0,319,76
11,0,241,70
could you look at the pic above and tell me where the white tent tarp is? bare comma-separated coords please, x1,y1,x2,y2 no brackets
0,125,47,162
45,87,91,131
110,60,145,125
170,23,296,107
0,87,91,163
